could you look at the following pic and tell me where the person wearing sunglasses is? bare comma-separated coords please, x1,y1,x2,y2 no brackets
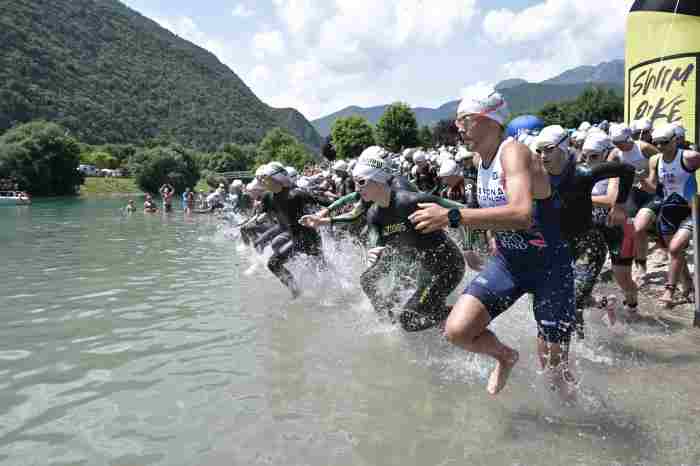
302,155,466,332
608,123,660,282
253,162,327,299
637,124,700,306
569,131,637,329
409,90,576,399
630,119,653,144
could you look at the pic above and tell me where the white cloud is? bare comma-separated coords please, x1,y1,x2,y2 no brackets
262,0,479,116
252,30,286,60
154,16,237,69
482,0,632,81
231,4,255,18
459,81,496,102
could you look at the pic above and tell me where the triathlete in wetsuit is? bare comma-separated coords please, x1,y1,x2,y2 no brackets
302,156,465,332
316,171,418,246
257,163,325,298
411,150,438,193
535,126,635,338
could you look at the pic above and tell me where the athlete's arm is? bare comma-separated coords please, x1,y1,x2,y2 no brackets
682,149,700,171
639,141,660,159
589,162,635,205
644,154,661,193
410,142,535,232
320,192,360,217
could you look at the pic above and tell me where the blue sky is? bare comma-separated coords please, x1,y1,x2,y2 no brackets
120,0,632,120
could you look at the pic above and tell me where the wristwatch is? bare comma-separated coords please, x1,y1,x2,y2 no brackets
448,208,461,228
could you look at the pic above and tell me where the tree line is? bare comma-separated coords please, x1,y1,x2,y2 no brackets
0,88,622,196
327,87,624,159
0,122,317,196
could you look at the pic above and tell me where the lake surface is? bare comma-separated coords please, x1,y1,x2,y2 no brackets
1,198,700,466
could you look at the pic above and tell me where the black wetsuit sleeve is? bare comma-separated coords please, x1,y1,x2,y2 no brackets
590,162,636,204
330,202,367,225
327,192,360,214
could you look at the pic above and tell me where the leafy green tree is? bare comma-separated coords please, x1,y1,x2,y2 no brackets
128,145,200,194
538,87,623,128
375,102,419,153
330,116,375,159
0,121,83,195
255,128,315,169
418,125,433,148
431,119,459,147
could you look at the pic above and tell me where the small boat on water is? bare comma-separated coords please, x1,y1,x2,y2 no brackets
0,191,31,205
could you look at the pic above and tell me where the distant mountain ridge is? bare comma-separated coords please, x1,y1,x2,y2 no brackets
0,0,321,150
312,60,624,137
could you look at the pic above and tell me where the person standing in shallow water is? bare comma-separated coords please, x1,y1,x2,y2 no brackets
301,155,466,332
257,163,325,299
409,90,576,399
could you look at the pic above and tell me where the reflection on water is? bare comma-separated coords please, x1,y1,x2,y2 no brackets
0,198,699,465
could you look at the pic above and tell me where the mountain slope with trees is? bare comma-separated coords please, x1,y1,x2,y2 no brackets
0,0,321,151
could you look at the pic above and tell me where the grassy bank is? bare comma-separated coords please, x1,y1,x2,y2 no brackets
80,177,142,196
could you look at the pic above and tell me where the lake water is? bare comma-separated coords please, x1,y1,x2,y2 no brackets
1,198,700,466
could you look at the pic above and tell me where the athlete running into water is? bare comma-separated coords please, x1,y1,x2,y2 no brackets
409,91,576,398
534,126,635,337
302,155,465,331
257,163,325,298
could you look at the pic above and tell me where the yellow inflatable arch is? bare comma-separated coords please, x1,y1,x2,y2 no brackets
625,0,699,146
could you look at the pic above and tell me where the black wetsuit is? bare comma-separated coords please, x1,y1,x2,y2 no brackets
552,155,635,337
350,189,466,331
336,174,355,198
231,192,253,213
258,188,324,297
414,165,438,193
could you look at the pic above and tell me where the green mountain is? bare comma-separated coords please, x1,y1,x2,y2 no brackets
312,61,624,137
0,0,321,151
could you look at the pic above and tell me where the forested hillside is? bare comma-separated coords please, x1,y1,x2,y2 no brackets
0,0,321,150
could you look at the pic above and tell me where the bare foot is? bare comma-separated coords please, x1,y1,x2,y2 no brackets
487,349,519,395
659,287,674,308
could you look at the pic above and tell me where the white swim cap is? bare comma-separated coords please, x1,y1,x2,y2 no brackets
582,132,613,153
260,162,293,187
246,179,265,193
231,179,243,188
360,145,387,160
285,166,298,179
438,159,462,178
333,160,348,172
412,150,427,164
578,122,592,132
652,123,677,141
534,125,569,151
457,90,510,126
672,123,686,139
609,124,633,143
352,155,392,184
631,118,652,132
